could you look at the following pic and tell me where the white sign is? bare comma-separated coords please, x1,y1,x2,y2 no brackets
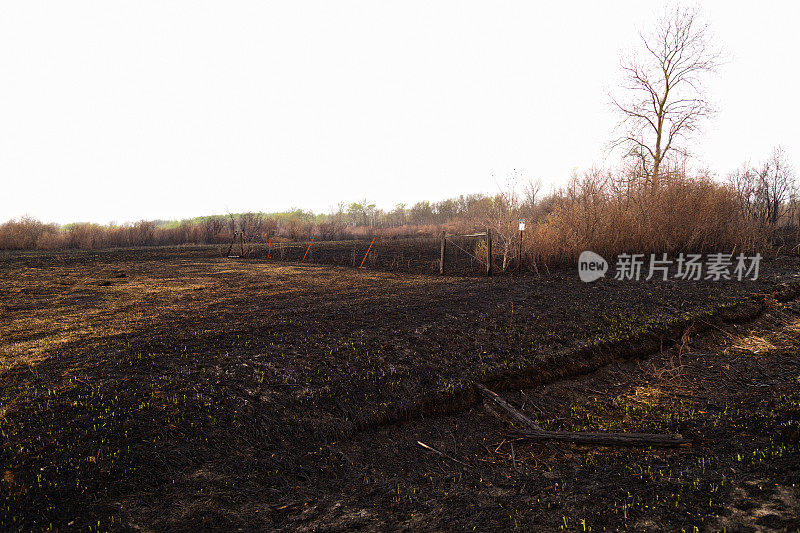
518,219,525,231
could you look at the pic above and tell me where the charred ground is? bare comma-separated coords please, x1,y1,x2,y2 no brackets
1,246,798,530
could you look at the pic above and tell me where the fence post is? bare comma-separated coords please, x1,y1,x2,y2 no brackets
359,237,376,269
301,236,315,263
439,231,446,275
486,228,493,276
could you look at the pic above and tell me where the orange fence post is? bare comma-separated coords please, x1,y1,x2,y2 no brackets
359,237,376,269
267,235,273,259
301,236,315,263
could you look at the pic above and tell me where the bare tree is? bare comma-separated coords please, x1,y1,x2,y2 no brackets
479,173,527,271
202,216,225,244
727,146,796,229
611,6,721,184
761,146,795,226
727,162,760,221
522,178,542,213
239,212,265,255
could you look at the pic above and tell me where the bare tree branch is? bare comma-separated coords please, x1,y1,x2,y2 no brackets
609,6,721,184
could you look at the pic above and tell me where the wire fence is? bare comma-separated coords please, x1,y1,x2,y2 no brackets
227,234,499,276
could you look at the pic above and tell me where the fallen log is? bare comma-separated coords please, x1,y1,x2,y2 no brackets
476,383,563,454
475,383,543,431
475,383,688,448
513,429,687,447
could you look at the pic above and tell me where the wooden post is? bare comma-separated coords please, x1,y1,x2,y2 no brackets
240,231,245,257
439,231,446,275
486,228,493,276
267,235,273,259
518,229,523,272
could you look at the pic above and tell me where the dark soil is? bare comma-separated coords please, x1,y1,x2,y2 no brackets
281,299,800,532
1,246,798,530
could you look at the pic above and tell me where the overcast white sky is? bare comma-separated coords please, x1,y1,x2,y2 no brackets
1,1,798,224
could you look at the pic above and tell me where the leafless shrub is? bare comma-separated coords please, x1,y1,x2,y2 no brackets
530,169,763,268
0,216,59,250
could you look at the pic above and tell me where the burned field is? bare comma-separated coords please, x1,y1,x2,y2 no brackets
1,246,799,530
